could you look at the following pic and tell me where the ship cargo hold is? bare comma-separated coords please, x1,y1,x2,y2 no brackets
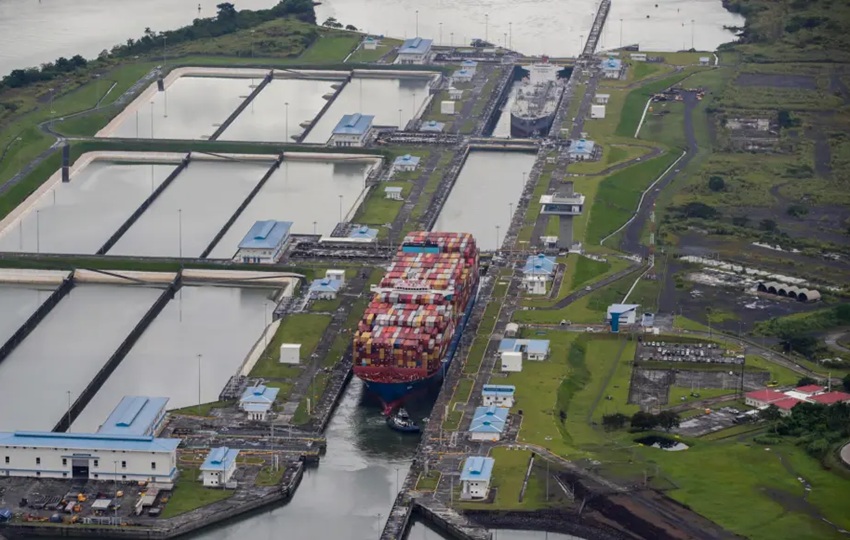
352,231,479,412
510,61,565,138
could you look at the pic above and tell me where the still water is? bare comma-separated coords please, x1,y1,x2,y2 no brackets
409,523,586,540
0,284,56,344
0,162,173,254
72,286,277,432
0,285,162,431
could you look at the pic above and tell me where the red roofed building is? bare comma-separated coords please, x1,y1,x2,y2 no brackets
809,391,850,405
794,385,824,396
745,389,786,409
772,397,804,417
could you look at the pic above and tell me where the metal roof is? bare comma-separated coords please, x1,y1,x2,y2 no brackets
393,154,421,167
460,456,495,482
240,385,280,405
332,113,375,136
399,37,433,55
0,431,180,453
309,278,343,293
607,303,640,315
522,253,556,276
97,396,168,436
385,186,403,193
419,120,445,133
238,220,293,250
568,139,596,155
349,225,378,239
200,446,240,472
498,338,550,356
482,385,516,396
601,57,622,70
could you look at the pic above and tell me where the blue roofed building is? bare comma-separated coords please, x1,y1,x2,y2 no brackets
96,396,169,437
461,60,478,71
460,456,495,499
393,154,421,172
469,406,509,442
0,431,180,482
521,253,557,295
200,447,240,487
499,338,551,361
482,385,516,408
451,68,474,83
309,277,343,300
397,37,433,64
239,385,280,421
420,120,445,133
236,220,293,264
330,113,375,147
607,303,640,332
568,139,596,161
348,225,379,241
601,56,623,79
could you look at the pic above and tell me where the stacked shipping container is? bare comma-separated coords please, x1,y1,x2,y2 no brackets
353,232,479,386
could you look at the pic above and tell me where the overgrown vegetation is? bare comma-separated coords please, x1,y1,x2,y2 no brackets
758,402,850,461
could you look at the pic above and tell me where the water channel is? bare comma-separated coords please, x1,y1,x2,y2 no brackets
219,78,337,143
108,160,270,258
209,159,373,258
432,151,536,251
72,286,277,432
304,76,433,144
0,284,56,344
0,162,173,254
0,285,162,432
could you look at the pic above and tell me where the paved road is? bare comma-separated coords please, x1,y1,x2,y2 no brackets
537,261,643,311
841,442,850,468
825,331,850,354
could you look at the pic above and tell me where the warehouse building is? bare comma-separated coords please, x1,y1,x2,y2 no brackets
200,446,240,487
460,456,495,500
481,385,516,408
239,385,280,421
235,220,293,264
330,113,375,147
96,395,169,437
469,406,508,442
396,37,433,64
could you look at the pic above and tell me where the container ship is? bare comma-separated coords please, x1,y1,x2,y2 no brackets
352,231,479,412
510,60,564,138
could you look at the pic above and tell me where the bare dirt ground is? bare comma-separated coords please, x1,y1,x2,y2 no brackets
734,73,817,89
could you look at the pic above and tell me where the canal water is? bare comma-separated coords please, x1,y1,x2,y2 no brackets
108,160,270,258
107,77,253,140
432,151,536,251
409,523,586,540
219,78,337,143
0,284,56,344
304,76,433,144
491,85,520,139
72,286,277,432
209,159,372,258
0,161,173,254
0,285,162,432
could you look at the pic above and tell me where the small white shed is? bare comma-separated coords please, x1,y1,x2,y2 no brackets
279,343,301,364
504,322,519,338
440,101,456,115
500,351,523,372
591,105,606,119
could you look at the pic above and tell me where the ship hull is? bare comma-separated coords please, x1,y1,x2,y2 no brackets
357,278,479,410
510,111,556,138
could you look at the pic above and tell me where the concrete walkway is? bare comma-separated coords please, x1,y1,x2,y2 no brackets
841,442,850,468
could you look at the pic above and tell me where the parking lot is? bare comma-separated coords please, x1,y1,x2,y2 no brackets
676,406,759,437
637,339,743,365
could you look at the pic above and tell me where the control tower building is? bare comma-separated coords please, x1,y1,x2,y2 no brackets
540,182,585,249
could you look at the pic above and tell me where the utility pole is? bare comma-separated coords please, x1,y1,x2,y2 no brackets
619,18,623,48
197,354,202,415
691,19,695,50
415,10,419,36
485,14,489,43
66,390,71,430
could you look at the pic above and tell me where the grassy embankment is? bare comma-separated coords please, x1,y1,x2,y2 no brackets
159,468,233,518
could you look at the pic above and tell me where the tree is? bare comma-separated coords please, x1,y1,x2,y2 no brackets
797,376,817,387
842,373,850,393
345,24,358,31
216,2,238,20
602,413,629,431
759,404,781,431
759,218,777,232
630,411,658,431
732,215,749,227
708,175,725,192
322,17,343,28
656,410,681,432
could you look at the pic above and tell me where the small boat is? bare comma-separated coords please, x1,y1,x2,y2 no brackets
386,408,421,433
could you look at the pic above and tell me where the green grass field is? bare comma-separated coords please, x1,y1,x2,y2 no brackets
347,38,400,63
298,33,360,63
353,181,410,225
249,314,331,379
160,468,233,518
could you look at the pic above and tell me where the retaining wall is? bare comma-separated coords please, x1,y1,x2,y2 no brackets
209,71,274,141
297,74,351,143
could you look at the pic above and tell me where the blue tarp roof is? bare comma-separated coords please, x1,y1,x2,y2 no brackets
460,456,495,482
200,447,240,472
238,220,293,250
0,431,180,453
482,385,516,396
332,113,375,135
499,338,550,356
240,385,280,405
97,396,168,436
393,154,421,167
522,253,556,276
310,278,342,293
400,37,433,55
349,226,378,239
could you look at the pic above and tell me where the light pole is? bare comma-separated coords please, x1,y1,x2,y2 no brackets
338,194,343,222
66,390,71,430
395,467,400,494
284,102,289,141
509,202,513,224
509,22,512,49
522,171,527,189
313,221,317,235
495,225,500,251
113,460,119,508
398,108,403,129
163,35,168,66
36,209,40,253
691,19,695,50
439,22,443,45
177,209,183,258
485,14,489,43
197,354,202,415
412,91,417,117
251,29,256,58
450,32,454,47
48,87,55,114
415,10,419,36
619,18,623,48
164,89,168,118
135,109,139,138
150,100,155,138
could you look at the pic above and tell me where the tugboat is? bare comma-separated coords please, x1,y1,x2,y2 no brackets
386,408,421,433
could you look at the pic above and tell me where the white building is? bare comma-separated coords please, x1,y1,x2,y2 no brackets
591,104,606,119
97,395,169,437
397,37,433,65
469,406,509,442
606,303,639,325
521,253,557,295
440,101,456,115
0,431,179,482
330,113,375,147
309,277,342,300
451,68,474,83
200,447,240,487
499,338,550,361
363,37,380,50
504,322,519,338
595,93,610,104
600,57,623,79
235,220,293,264
279,343,301,365
460,456,495,500
420,120,445,133
325,269,346,286
568,139,596,160
448,87,464,100
385,186,403,200
393,154,421,172
482,385,516,408
699,56,711,66
239,384,280,421
500,351,523,372
630,53,647,62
